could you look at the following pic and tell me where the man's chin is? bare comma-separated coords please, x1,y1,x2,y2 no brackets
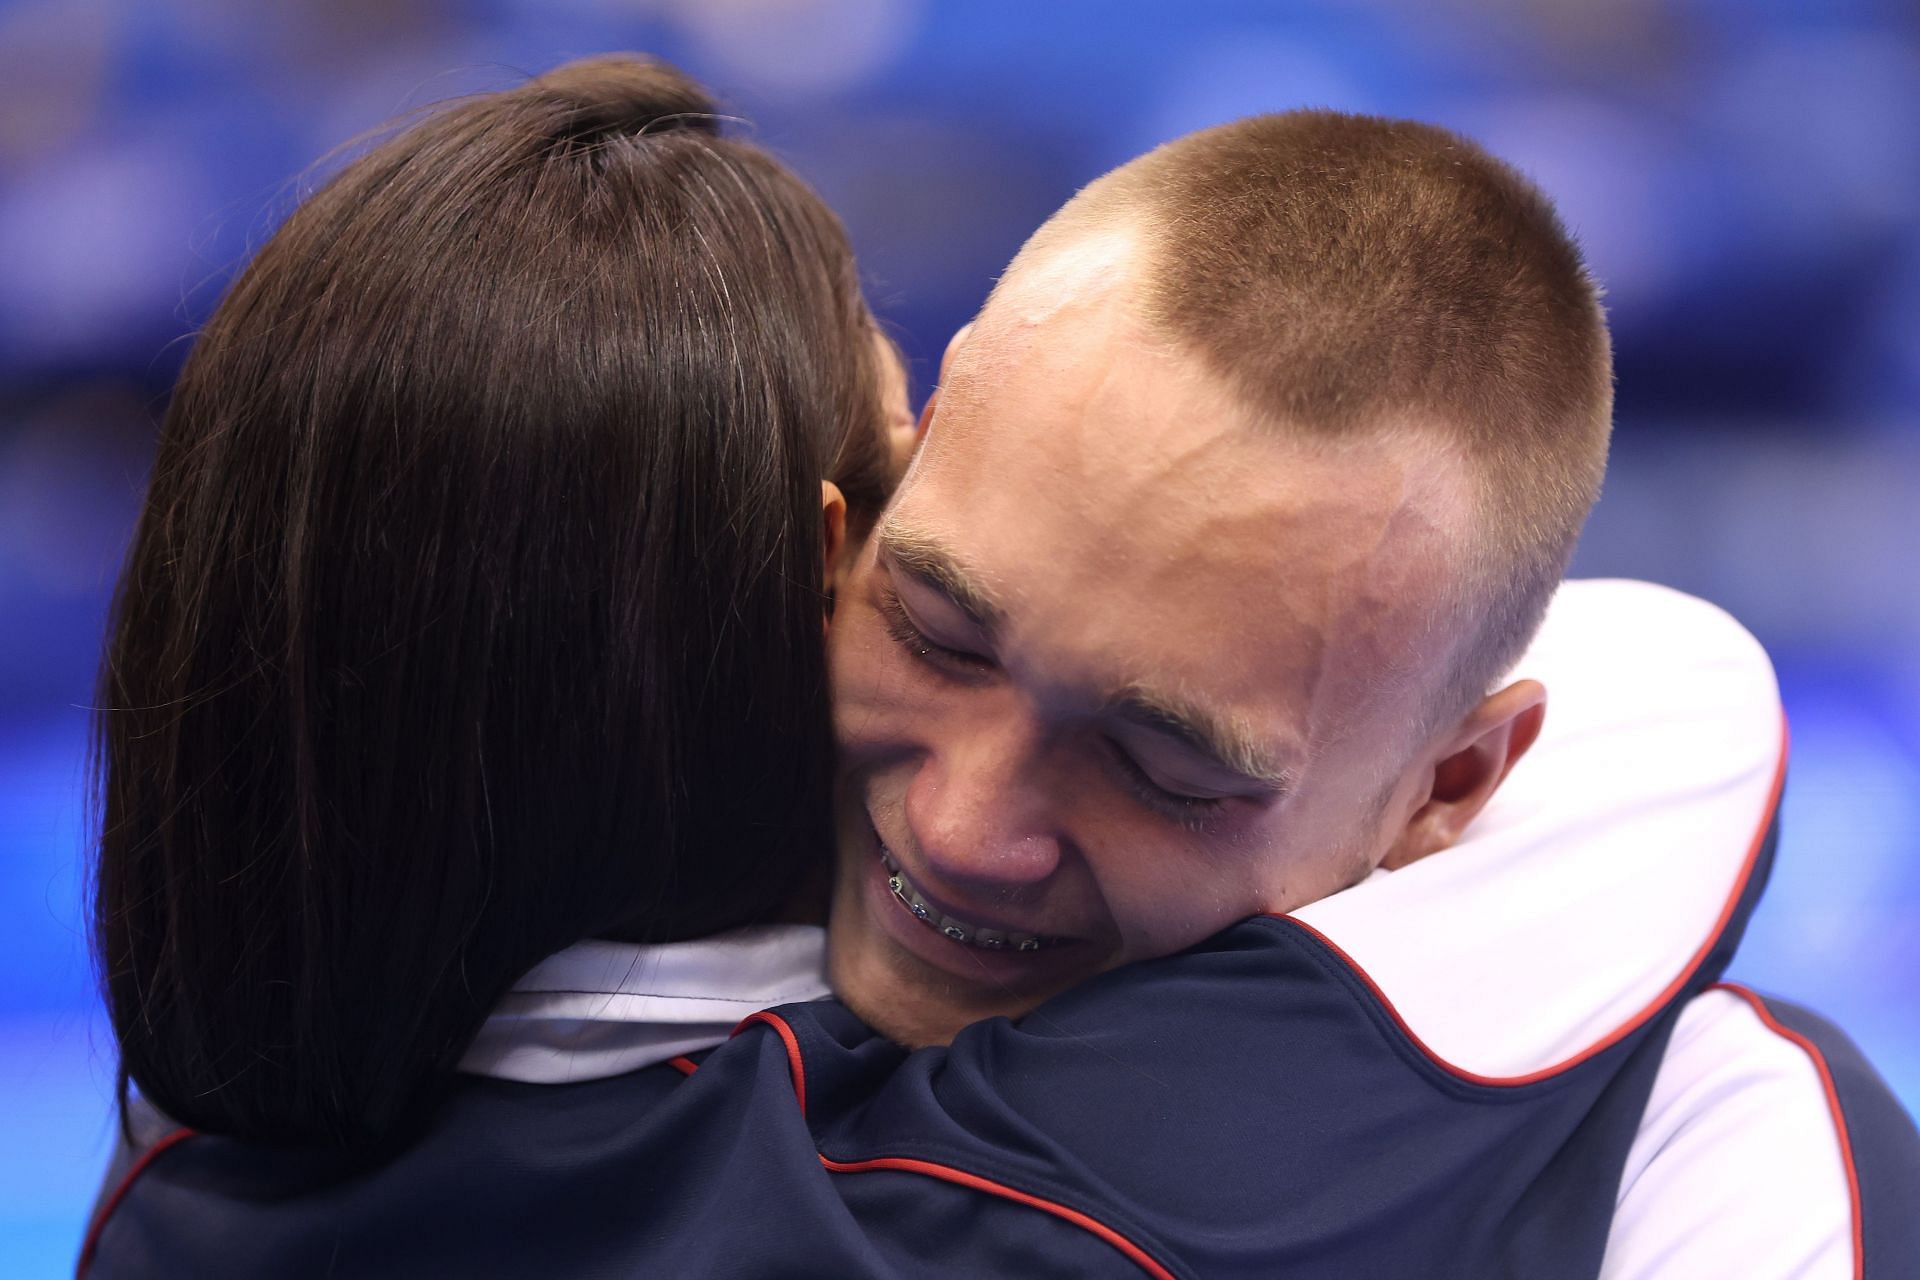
827,936,1041,1048
835,981,964,1049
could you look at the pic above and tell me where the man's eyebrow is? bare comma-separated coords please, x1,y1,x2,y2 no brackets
874,521,1003,630
1105,686,1293,792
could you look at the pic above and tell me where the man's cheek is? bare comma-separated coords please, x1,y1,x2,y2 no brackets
865,768,915,835
1119,877,1265,962
832,625,919,745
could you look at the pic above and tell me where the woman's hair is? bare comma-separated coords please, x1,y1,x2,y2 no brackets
91,55,892,1149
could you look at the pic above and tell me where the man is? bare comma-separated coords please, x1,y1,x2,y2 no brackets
825,111,1601,1045
811,111,1917,1273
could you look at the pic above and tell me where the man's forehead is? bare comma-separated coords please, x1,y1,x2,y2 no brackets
889,354,1471,762
919,375,1433,584
923,287,1470,592
991,226,1144,324
934,226,1151,417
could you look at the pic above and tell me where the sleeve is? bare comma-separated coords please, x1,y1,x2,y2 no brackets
1601,987,1920,1280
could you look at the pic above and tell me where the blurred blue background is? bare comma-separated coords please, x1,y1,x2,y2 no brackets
2,0,1916,1270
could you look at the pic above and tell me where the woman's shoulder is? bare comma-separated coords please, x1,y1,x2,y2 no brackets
77,1062,719,1278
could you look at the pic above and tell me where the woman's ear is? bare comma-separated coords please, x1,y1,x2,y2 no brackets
821,480,848,591
1379,679,1548,871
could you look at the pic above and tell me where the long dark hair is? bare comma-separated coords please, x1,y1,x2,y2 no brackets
91,55,891,1149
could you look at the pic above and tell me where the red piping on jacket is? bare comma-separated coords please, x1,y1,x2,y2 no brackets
740,1009,1178,1280
1714,982,1865,1280
1279,714,1789,1088
822,1154,1179,1280
732,1010,806,1113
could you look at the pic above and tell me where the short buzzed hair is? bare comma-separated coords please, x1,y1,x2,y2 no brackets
1023,112,1612,725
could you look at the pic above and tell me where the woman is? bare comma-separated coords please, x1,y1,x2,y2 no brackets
89,55,901,1156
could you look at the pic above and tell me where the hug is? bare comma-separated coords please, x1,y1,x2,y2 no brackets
80,55,1917,1278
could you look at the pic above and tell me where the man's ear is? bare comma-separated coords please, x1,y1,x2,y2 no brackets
1380,679,1547,871
821,480,848,590
914,322,974,442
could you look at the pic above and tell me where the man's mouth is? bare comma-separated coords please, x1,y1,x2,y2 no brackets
878,848,1071,953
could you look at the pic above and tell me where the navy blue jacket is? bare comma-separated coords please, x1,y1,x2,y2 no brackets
76,809,1920,1279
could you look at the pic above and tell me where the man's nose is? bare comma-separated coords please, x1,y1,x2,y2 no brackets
903,725,1063,892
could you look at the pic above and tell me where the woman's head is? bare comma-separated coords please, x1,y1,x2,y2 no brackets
93,55,897,1148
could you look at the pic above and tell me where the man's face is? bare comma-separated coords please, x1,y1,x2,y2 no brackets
827,235,1476,1045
